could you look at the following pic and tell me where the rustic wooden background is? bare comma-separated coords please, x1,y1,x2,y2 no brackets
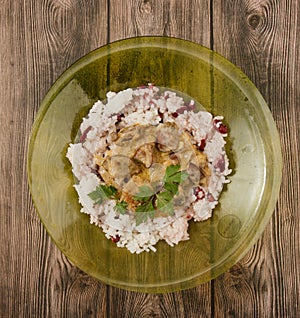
1,0,299,317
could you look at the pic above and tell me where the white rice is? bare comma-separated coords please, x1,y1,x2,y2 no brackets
66,85,231,254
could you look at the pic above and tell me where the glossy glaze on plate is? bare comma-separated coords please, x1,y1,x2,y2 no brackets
27,37,282,293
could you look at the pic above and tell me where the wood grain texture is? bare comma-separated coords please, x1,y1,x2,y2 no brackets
109,0,211,46
213,0,300,317
0,0,299,317
0,0,108,317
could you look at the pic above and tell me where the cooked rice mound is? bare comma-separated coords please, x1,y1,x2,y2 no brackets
66,85,231,254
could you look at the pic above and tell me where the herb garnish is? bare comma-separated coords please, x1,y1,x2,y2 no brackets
114,201,128,214
88,185,118,205
88,164,188,226
88,184,128,214
135,200,156,226
133,164,189,225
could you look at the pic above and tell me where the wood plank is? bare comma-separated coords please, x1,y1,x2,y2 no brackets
0,0,108,317
109,0,211,47
105,285,212,318
212,0,300,317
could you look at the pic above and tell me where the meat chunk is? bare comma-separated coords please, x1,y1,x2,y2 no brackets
133,143,154,168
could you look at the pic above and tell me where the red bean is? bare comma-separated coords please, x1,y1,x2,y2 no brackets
111,235,120,243
198,139,206,151
213,119,228,134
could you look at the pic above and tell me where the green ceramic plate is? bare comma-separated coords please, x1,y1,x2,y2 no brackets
27,37,282,293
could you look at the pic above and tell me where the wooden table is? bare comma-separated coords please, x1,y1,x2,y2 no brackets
1,1,299,317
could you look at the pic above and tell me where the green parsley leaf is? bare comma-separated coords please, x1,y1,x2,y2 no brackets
134,185,155,201
163,164,189,184
156,190,173,205
164,164,180,181
88,189,103,201
136,199,155,213
164,181,179,195
135,200,156,225
159,201,175,216
135,211,148,226
114,201,128,214
156,191,174,215
166,170,188,184
88,188,104,205
88,185,118,205
101,185,118,197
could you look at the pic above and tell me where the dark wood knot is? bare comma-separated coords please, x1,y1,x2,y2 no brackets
247,13,261,29
140,0,152,14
